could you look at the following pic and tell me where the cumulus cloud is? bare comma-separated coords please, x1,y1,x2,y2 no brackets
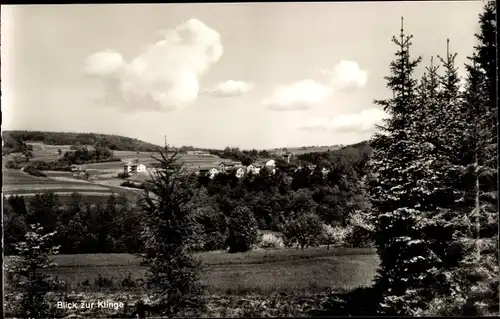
261,79,331,111
202,80,253,97
299,108,388,133
322,60,368,91
264,60,367,111
84,19,223,112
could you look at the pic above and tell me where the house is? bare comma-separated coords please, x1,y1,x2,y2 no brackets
219,161,241,172
124,162,147,174
219,161,229,172
235,167,246,178
246,163,261,175
209,168,219,179
265,159,276,167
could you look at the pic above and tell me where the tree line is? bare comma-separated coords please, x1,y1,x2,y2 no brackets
2,130,160,153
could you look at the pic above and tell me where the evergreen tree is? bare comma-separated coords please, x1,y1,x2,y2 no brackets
449,56,499,316
9,224,60,318
138,143,203,318
451,2,498,314
368,18,461,315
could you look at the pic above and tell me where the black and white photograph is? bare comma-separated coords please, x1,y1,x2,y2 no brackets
1,1,498,318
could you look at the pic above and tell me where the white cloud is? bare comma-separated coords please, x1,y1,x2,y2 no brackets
84,19,223,112
299,108,388,133
203,80,253,97
261,79,331,111
265,60,367,111
322,60,368,91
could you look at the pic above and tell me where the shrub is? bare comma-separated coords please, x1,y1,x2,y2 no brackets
322,224,352,249
258,233,284,249
204,231,228,251
5,160,17,169
94,274,115,289
226,206,259,253
23,166,47,177
121,272,136,288
344,226,374,248
344,211,374,248
118,172,130,179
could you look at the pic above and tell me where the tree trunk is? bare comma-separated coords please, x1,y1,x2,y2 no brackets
475,158,481,262
327,243,330,251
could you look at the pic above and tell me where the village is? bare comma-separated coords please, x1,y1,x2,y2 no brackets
121,152,331,180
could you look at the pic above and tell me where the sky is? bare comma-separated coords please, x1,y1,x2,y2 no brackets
1,2,486,149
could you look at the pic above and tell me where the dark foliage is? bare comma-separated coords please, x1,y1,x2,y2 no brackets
226,205,259,253
23,166,47,177
3,130,160,152
4,193,142,255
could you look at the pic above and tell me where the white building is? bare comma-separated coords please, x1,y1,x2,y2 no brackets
265,159,276,167
209,168,219,179
124,162,147,174
246,164,261,175
235,167,246,179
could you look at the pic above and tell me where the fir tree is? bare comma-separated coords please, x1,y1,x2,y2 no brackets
449,56,499,316
451,2,498,314
368,18,461,315
9,224,60,318
138,143,203,318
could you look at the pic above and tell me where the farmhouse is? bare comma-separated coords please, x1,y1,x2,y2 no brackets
219,161,242,172
209,168,219,179
235,167,246,178
124,162,147,174
246,164,261,175
264,159,276,167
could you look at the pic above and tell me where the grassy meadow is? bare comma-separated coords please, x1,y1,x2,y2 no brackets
5,247,378,295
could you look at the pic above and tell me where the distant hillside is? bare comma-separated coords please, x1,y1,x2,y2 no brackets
295,140,372,166
341,140,370,150
2,131,161,152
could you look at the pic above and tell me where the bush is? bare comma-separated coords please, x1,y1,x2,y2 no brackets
23,166,47,177
226,206,259,253
204,231,228,251
5,160,17,169
120,181,145,189
118,172,130,179
344,226,374,248
94,274,115,289
258,233,284,249
121,272,136,288
343,211,374,248
322,224,351,249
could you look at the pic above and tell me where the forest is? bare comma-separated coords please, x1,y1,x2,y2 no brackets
2,130,160,152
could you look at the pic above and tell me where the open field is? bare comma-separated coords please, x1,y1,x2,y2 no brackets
5,248,378,294
2,168,115,200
